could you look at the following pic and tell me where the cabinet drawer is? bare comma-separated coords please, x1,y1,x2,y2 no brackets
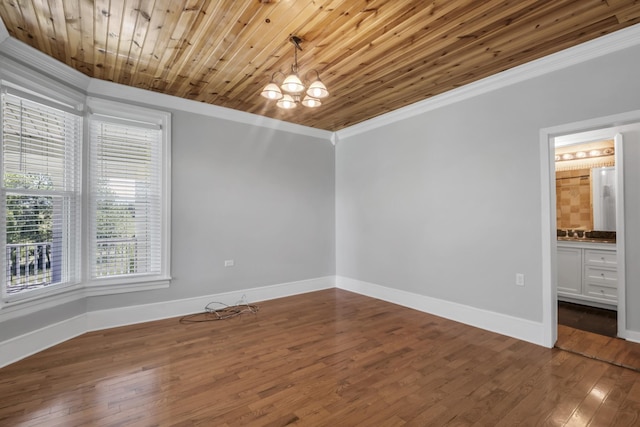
584,266,617,286
584,250,617,267
585,283,617,301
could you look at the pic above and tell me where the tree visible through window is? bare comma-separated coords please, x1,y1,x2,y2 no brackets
1,89,81,296
1,89,169,300
89,108,165,280
5,173,54,291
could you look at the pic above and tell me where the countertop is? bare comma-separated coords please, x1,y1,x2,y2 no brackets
557,237,616,249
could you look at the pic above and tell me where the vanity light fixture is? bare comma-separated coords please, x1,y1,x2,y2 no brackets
260,36,329,109
555,147,614,162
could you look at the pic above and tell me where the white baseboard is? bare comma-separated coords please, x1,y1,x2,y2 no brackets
87,276,336,331
625,329,640,344
1,276,335,368
336,276,546,346
0,314,87,368
2,272,635,368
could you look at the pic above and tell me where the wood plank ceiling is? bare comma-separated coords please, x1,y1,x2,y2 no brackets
0,1,639,132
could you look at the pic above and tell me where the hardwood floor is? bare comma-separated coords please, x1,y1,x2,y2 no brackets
556,325,640,373
2,289,640,426
558,301,617,338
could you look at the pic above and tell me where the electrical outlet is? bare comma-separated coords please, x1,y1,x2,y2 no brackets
516,273,525,286
224,260,234,267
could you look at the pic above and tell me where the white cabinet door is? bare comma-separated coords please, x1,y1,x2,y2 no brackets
557,247,582,295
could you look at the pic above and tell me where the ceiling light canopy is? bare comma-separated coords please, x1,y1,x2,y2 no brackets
260,36,329,109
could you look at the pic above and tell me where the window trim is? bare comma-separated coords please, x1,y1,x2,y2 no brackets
84,97,172,291
0,67,171,310
1,86,83,303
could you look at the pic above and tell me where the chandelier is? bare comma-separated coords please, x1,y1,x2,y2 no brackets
260,36,329,109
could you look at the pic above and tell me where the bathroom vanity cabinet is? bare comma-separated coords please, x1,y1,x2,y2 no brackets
557,241,617,308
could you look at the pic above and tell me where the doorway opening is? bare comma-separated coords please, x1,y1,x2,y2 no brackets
541,114,640,372
539,113,640,349
554,137,619,338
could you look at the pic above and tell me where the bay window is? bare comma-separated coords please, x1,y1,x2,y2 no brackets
0,85,170,304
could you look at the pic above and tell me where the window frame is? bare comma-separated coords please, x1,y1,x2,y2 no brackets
0,76,85,304
84,97,172,293
0,63,171,308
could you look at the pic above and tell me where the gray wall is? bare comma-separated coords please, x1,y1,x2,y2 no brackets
336,44,640,327
0,300,86,341
86,111,336,311
3,36,640,345
0,110,335,340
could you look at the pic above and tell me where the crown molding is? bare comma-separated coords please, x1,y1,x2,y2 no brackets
0,16,9,43
3,17,638,144
0,31,331,142
87,79,333,141
336,23,640,141
0,37,91,91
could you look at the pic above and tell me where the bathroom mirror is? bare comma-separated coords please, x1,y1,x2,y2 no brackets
592,166,616,231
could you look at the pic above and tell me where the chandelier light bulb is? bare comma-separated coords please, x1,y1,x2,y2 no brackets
281,74,305,94
261,82,283,100
277,94,297,109
306,80,329,98
302,96,321,108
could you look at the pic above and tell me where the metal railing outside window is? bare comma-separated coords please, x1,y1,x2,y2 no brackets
5,242,53,293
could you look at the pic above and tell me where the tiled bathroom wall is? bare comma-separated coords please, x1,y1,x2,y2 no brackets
556,169,592,230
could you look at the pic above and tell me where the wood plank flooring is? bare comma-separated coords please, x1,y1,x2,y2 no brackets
556,325,640,373
2,289,640,426
558,301,617,338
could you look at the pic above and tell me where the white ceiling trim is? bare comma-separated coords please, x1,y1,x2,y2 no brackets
335,23,640,142
0,30,332,142
0,15,8,43
86,79,333,141
0,38,91,91
2,19,639,143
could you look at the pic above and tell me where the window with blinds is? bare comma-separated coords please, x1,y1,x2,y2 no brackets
1,89,82,297
89,115,163,280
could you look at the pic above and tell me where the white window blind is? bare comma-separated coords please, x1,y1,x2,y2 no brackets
1,89,81,297
89,117,162,279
